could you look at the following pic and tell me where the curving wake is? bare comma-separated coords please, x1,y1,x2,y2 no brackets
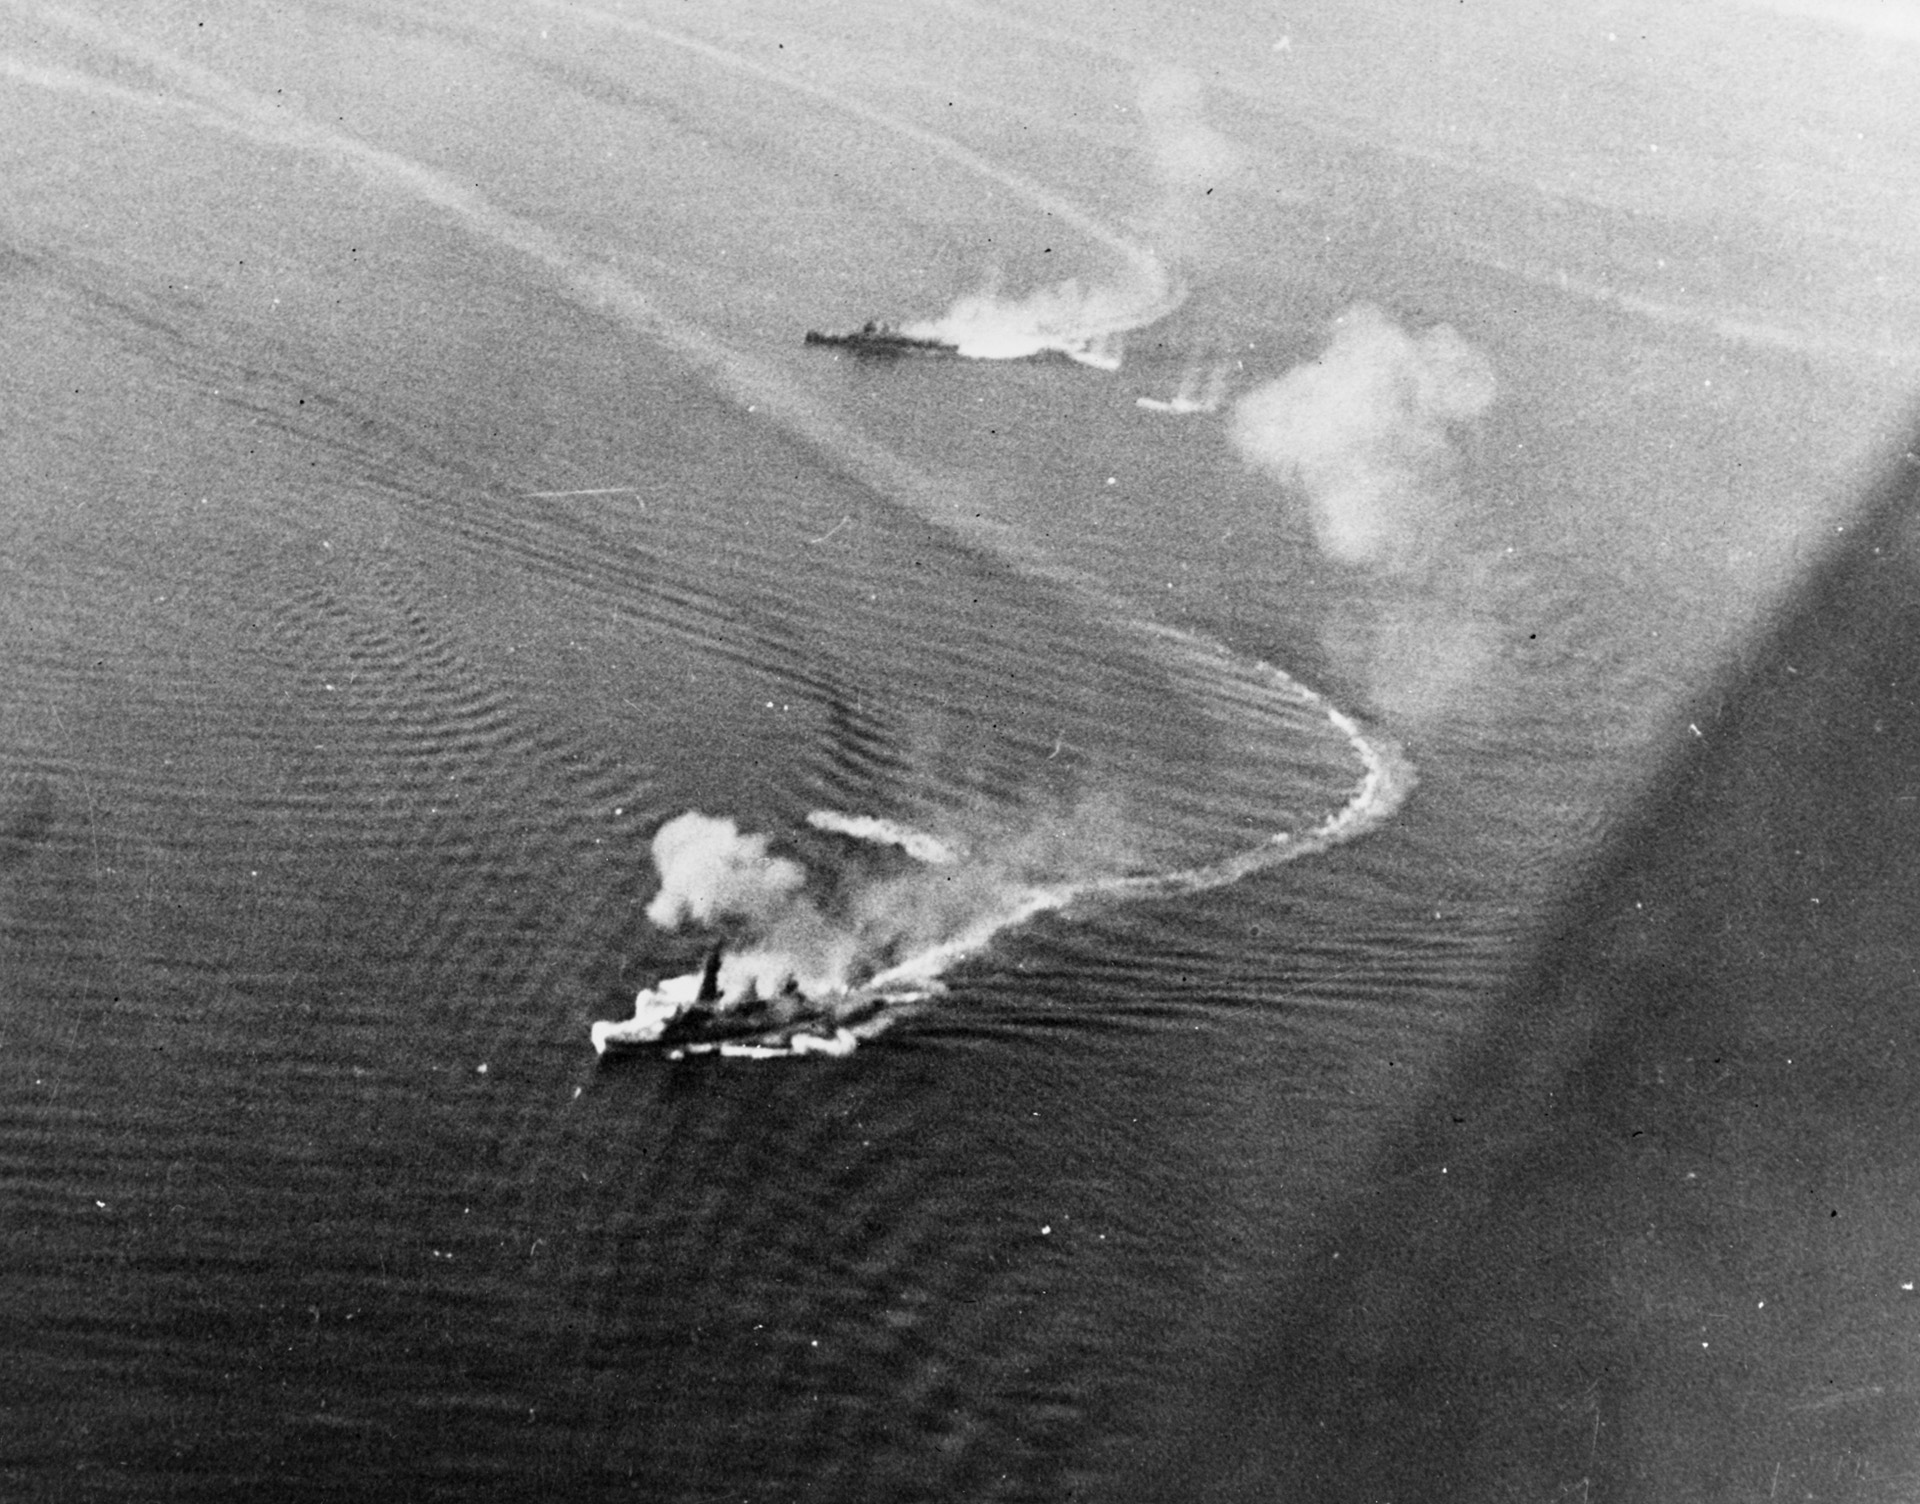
593,627,1412,1060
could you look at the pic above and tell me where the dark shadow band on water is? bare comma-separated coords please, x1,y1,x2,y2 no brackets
1123,416,1920,1501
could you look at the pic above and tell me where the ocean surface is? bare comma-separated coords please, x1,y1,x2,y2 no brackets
4,3,1918,1499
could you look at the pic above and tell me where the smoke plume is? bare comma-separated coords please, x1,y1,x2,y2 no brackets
642,803,1137,1000
905,263,1175,369
905,68,1243,368
1229,304,1497,568
645,811,806,930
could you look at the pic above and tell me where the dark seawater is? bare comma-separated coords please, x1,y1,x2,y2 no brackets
4,3,1917,1500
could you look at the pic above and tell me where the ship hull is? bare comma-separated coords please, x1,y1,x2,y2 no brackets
803,325,959,357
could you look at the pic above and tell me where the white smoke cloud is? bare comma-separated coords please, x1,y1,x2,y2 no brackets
904,68,1244,368
1229,304,1497,568
641,801,1139,1001
904,264,1174,369
644,811,806,931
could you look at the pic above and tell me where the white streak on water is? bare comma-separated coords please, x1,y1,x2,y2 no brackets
807,811,962,866
531,0,1170,288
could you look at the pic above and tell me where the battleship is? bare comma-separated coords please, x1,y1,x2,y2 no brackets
590,947,922,1061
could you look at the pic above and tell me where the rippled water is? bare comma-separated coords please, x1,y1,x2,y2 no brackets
5,3,1915,1499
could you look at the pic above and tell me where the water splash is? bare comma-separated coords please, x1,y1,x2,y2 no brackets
1137,355,1236,414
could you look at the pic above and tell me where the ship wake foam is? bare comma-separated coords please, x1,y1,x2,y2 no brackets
900,258,1183,370
637,628,1411,1034
896,66,1237,369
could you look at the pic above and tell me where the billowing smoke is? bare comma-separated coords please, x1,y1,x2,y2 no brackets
645,811,854,997
645,811,806,930
905,69,1241,368
1229,304,1497,568
905,263,1177,370
1228,305,1502,730
643,803,1136,1000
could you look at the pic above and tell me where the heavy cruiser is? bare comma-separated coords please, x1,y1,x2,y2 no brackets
802,321,959,357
